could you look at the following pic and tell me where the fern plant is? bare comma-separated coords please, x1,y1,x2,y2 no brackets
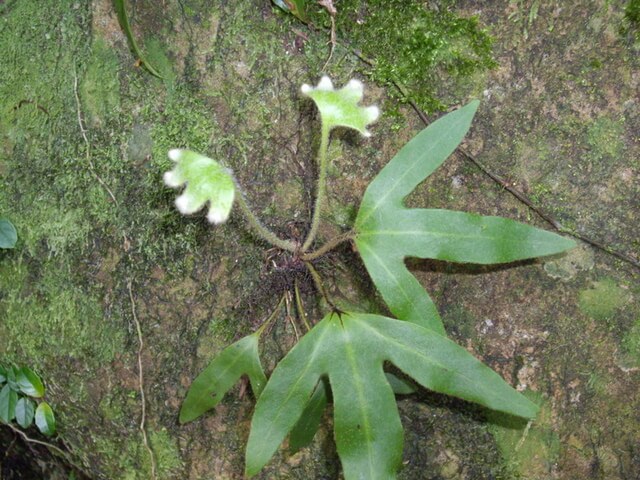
166,77,574,478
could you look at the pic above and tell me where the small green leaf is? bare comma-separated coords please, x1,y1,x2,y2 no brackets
16,367,45,398
35,402,56,436
0,365,7,384
7,367,18,390
301,77,379,136
180,333,267,424
113,0,163,78
355,101,575,332
0,219,17,249
288,378,328,453
245,312,536,479
0,384,18,423
272,0,307,22
15,397,35,428
164,149,236,225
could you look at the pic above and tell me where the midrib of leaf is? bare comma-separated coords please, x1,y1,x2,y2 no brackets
252,321,332,461
340,326,376,478
353,317,459,381
358,228,485,240
359,224,539,244
357,112,471,227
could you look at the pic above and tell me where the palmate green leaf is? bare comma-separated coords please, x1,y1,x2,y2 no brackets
164,149,236,225
34,401,56,436
0,219,17,249
179,333,267,424
355,101,575,333
246,312,537,479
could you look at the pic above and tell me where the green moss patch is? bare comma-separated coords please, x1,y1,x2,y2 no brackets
331,0,495,113
81,38,122,128
0,258,124,368
150,428,184,476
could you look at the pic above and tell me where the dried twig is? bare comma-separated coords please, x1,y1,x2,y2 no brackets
72,65,118,206
318,0,337,71
456,148,640,269
127,279,157,480
399,83,640,271
350,37,639,269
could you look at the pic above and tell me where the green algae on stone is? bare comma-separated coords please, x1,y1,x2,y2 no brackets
81,38,122,128
586,116,625,163
143,37,177,88
543,243,595,281
489,392,560,479
578,278,631,321
90,408,184,478
620,317,640,369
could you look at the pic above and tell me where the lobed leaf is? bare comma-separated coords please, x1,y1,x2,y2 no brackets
179,333,267,424
246,312,536,479
355,101,575,332
301,77,379,137
164,149,236,225
0,219,17,249
35,401,56,436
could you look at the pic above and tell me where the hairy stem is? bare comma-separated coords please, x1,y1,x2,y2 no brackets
294,280,312,332
233,179,297,252
256,295,286,336
302,122,330,251
301,230,355,261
